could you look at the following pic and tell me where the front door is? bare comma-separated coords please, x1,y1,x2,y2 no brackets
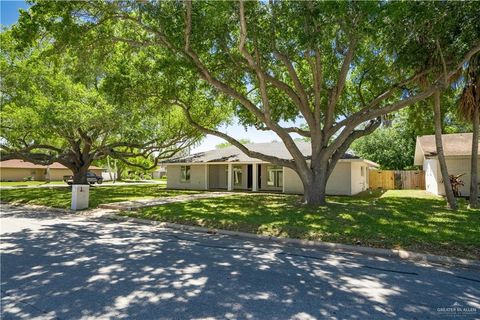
258,164,262,190
247,164,252,189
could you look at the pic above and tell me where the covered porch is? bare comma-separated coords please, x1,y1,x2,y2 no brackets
206,163,283,192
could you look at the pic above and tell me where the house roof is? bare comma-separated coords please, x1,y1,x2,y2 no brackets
414,132,478,165
164,141,379,166
0,159,102,170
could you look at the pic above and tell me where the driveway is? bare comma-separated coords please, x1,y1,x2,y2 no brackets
1,205,479,319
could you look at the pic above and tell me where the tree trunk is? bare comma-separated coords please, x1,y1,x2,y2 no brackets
470,105,479,208
72,165,89,185
116,167,123,181
433,91,457,210
302,169,328,206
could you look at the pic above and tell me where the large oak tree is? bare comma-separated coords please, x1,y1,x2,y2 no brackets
0,32,202,184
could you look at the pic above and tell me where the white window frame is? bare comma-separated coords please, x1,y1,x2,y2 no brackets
180,165,191,182
233,165,242,186
267,165,283,187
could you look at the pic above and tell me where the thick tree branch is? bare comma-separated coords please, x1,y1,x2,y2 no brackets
177,101,296,168
326,118,381,179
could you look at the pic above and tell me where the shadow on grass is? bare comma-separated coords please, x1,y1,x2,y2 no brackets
128,191,480,259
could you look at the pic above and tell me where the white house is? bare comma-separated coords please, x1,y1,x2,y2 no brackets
414,133,479,196
163,142,378,195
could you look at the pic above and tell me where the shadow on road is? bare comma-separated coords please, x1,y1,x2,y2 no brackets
1,206,479,319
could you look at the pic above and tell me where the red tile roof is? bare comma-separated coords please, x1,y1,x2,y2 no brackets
0,159,102,170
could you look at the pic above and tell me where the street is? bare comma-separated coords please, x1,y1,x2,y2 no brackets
1,205,479,319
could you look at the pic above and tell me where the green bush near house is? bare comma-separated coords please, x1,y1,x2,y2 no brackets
122,190,480,259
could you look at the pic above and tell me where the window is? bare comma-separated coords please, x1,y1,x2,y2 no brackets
267,165,283,187
361,166,364,177
180,166,191,182
233,165,242,186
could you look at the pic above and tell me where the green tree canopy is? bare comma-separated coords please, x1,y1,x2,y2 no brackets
11,0,480,203
0,31,202,183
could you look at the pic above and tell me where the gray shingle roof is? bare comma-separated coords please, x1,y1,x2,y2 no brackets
417,133,478,157
164,141,361,164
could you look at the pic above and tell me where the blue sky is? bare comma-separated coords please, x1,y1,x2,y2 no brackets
1,0,29,26
1,0,301,152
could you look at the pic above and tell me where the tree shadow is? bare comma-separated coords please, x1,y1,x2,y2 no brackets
2,207,479,319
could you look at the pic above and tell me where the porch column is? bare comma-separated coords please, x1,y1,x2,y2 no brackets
227,163,233,191
252,163,258,192
204,164,209,190
282,166,286,193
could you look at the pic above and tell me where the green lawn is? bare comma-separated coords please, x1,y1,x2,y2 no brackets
0,180,64,187
0,184,199,209
122,190,480,259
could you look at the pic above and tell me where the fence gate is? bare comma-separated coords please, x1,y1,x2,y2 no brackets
369,170,425,190
369,170,395,190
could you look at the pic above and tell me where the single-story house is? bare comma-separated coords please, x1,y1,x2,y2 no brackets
163,141,379,195
414,132,479,197
0,160,103,182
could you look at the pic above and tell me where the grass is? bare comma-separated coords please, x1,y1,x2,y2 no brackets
122,190,480,259
0,180,64,187
0,184,200,209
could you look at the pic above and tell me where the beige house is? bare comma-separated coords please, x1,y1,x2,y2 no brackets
164,142,378,195
414,133,479,197
0,160,103,182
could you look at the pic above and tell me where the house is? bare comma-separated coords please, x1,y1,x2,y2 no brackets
414,133,479,197
152,166,167,179
163,141,379,195
0,160,103,182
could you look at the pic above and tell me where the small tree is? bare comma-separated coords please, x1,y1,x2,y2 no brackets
458,54,480,208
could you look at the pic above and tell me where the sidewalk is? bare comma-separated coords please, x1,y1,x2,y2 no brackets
0,181,165,190
98,191,243,211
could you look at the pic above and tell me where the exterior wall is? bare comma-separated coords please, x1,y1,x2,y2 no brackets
0,167,103,182
424,156,479,197
167,164,207,190
424,159,439,195
282,167,303,194
437,157,478,197
283,162,353,195
47,169,73,181
350,162,367,195
326,162,352,195
0,168,37,181
208,164,228,189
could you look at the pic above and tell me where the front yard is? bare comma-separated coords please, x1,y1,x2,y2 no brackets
0,185,199,209
122,190,480,259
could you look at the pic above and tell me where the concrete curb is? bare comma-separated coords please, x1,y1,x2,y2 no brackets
107,214,480,270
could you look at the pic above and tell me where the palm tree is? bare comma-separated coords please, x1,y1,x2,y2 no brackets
458,54,480,208
433,90,457,210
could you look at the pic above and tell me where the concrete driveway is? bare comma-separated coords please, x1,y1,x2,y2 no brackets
1,205,479,319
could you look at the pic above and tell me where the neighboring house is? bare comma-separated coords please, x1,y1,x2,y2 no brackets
152,166,167,179
0,160,103,182
163,142,379,195
414,132,479,197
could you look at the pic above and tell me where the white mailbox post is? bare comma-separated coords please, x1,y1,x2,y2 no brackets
71,184,90,210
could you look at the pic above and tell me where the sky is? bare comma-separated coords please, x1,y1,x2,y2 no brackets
1,1,302,153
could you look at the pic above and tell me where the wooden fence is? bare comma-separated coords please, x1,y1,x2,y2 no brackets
369,170,425,190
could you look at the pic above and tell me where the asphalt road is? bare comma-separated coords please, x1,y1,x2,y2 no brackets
1,205,479,319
